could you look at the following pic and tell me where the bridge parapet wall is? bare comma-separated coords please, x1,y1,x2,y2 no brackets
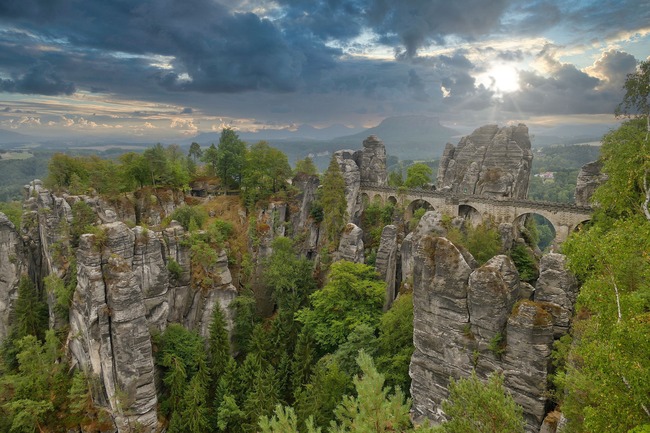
359,182,593,244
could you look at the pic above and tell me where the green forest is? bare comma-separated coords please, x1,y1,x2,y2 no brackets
0,63,649,433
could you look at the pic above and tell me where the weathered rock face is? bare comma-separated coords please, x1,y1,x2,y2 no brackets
437,124,533,198
66,219,237,432
575,160,607,206
337,223,365,263
290,174,324,258
468,255,520,342
332,135,389,224
375,224,398,309
534,253,579,338
360,135,388,186
334,150,363,224
68,222,158,432
401,210,450,286
0,213,25,343
410,240,578,433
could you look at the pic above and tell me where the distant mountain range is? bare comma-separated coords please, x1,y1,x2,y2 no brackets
0,116,617,163
0,129,33,145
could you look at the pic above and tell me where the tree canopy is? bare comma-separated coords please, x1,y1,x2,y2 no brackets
296,261,384,353
405,163,433,188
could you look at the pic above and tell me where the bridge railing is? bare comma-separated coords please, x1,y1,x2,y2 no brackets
359,182,593,214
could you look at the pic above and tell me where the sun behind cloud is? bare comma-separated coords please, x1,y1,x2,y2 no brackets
476,63,521,94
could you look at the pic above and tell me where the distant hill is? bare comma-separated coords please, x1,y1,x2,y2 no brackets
188,115,459,166
193,123,363,145
530,123,616,147
0,129,33,145
330,115,459,160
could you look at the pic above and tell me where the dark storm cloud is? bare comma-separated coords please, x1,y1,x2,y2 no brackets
500,50,637,115
0,0,647,123
277,0,513,57
0,63,76,95
0,0,338,94
563,0,650,40
408,69,429,101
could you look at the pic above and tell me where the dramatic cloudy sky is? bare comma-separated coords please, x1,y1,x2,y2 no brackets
0,0,648,141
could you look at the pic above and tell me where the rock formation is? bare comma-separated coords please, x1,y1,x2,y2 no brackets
437,124,533,198
337,223,365,263
574,160,607,206
334,150,364,224
290,174,324,258
360,135,388,186
68,222,159,431
65,219,237,432
410,235,579,432
332,136,389,225
0,213,25,343
375,224,398,309
0,181,239,432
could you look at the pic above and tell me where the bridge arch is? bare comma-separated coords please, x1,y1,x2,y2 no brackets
373,194,384,205
387,196,398,206
406,199,434,220
458,204,482,226
361,193,370,208
513,213,556,251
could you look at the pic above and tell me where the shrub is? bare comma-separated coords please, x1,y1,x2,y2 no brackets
509,243,538,283
167,259,183,280
171,206,207,231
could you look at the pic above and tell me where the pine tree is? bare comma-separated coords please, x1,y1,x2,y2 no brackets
291,328,317,401
321,156,347,245
208,305,230,394
330,351,412,433
161,353,187,416
13,275,48,341
242,364,281,432
179,370,210,433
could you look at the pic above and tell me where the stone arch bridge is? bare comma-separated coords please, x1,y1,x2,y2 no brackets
360,182,593,244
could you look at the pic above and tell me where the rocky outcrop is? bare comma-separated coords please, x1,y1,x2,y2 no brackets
360,135,388,186
410,238,578,433
0,213,25,343
437,124,533,198
68,223,158,432
503,301,554,428
575,160,607,206
468,255,520,342
401,211,451,286
334,150,363,224
534,253,579,338
66,219,237,432
337,223,365,263
290,174,323,258
331,135,389,224
375,225,398,309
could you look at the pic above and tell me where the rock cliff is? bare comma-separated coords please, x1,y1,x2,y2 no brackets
0,213,25,343
437,124,533,198
574,160,607,206
410,236,579,432
375,224,398,309
336,223,365,263
332,135,389,225
360,135,388,186
66,219,237,432
0,181,238,432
